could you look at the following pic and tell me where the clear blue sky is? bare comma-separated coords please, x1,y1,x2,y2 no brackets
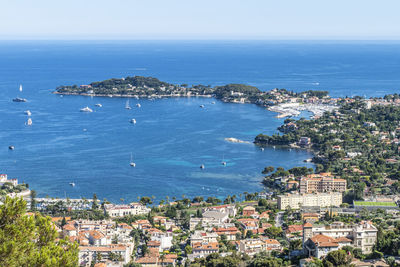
1,0,399,40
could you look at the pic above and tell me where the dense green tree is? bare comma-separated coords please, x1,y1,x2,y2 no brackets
0,197,79,266
185,245,192,255
264,226,283,239
323,250,352,267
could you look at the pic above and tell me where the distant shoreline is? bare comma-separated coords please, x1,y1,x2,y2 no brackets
53,91,213,99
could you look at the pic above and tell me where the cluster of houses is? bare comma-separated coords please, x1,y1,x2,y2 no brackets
62,219,135,266
32,192,386,267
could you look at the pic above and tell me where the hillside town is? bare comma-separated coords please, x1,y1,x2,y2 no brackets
2,164,399,266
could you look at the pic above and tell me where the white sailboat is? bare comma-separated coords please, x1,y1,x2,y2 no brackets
19,84,23,92
130,153,136,167
125,100,132,109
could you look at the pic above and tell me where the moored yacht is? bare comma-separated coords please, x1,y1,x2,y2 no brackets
13,85,27,102
80,106,93,112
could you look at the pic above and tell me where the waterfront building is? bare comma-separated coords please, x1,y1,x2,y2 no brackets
298,137,311,147
277,192,342,210
0,174,18,186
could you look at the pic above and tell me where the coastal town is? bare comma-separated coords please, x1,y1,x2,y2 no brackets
2,163,399,266
4,79,400,266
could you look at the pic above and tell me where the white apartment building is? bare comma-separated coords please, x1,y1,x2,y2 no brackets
104,202,151,218
150,231,173,251
277,192,342,210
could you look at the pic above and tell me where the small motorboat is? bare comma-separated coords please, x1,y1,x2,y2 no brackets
24,110,32,116
12,97,27,102
80,106,93,112
136,103,141,108
69,182,75,187
199,105,205,108
200,164,205,169
130,119,136,124
8,146,14,150
95,103,102,107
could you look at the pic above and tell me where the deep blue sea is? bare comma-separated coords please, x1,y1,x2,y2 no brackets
1,40,399,202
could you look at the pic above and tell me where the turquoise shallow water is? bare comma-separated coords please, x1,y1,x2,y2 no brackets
1,40,399,202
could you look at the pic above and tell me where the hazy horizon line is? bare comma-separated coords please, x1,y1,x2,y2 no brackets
1,37,400,42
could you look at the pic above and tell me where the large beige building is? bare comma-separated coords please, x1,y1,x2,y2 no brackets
299,173,347,194
303,221,378,258
277,192,342,210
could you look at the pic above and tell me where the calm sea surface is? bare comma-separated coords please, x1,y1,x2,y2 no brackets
0,41,399,202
